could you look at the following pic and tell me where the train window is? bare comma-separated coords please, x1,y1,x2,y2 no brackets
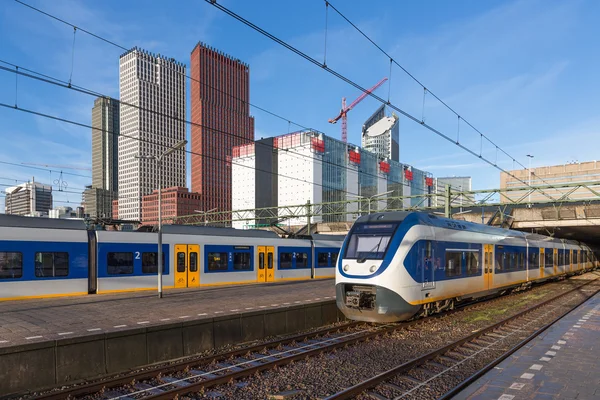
565,251,570,265
259,253,265,270
141,252,166,274
529,251,538,269
317,252,329,267
280,252,293,269
208,252,228,271
267,252,273,269
545,250,553,267
35,252,69,277
466,252,479,275
495,251,504,272
107,252,133,275
177,252,186,272
445,251,462,277
558,252,564,267
190,252,198,272
0,252,22,279
573,250,578,264
332,252,338,267
509,253,516,270
296,253,309,268
233,252,251,270
425,241,432,258
579,251,583,263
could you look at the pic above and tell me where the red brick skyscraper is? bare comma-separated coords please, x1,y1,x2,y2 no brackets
191,42,254,215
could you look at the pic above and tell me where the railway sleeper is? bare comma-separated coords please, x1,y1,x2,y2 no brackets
133,382,165,395
190,369,219,379
102,391,135,400
366,391,391,400
160,376,191,387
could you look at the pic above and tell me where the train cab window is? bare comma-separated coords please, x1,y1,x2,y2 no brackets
445,251,462,277
142,252,165,274
35,252,69,277
259,253,265,270
189,252,198,272
107,252,133,275
267,252,273,269
208,252,228,271
233,252,251,270
0,252,23,279
345,223,397,260
296,253,309,268
177,252,186,272
466,252,480,275
317,252,329,267
280,252,293,269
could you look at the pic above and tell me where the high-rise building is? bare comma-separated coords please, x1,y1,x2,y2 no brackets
5,178,52,216
85,97,119,218
361,105,399,161
190,42,254,216
232,130,433,228
118,47,186,221
141,186,203,226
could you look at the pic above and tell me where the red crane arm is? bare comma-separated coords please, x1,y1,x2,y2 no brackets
328,77,388,123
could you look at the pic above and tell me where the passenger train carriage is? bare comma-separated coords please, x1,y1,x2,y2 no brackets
336,211,598,323
0,214,343,300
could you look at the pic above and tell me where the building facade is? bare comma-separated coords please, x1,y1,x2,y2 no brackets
500,161,600,203
361,105,400,161
434,176,474,207
231,130,433,228
49,206,84,219
190,42,255,217
118,47,186,221
5,179,52,216
141,186,203,226
85,96,120,218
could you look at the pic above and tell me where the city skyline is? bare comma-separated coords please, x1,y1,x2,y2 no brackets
1,0,599,213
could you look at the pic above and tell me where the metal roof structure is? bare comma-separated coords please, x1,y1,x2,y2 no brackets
0,214,87,230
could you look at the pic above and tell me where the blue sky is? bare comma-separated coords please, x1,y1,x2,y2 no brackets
0,0,599,212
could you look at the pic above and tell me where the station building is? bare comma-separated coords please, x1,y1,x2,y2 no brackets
231,130,433,229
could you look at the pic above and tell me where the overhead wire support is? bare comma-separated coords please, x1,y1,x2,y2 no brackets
69,26,76,87
323,1,329,68
202,0,557,201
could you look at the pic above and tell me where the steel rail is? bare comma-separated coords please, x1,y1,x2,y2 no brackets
323,278,599,399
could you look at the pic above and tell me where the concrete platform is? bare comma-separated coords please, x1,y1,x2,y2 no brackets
0,279,341,396
455,289,600,400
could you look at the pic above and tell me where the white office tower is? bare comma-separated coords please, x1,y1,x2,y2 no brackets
361,105,400,161
118,47,186,221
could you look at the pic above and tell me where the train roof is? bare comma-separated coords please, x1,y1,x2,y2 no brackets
161,224,280,238
0,214,87,230
311,233,346,241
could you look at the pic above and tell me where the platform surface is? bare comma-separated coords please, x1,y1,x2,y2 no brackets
455,288,600,400
0,279,335,347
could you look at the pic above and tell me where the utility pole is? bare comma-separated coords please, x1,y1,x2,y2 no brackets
445,184,451,218
306,200,314,279
527,154,534,206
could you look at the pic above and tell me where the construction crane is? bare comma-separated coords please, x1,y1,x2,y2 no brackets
329,77,388,143
21,163,91,171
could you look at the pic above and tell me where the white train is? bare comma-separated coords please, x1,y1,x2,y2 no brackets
0,214,343,300
336,211,598,323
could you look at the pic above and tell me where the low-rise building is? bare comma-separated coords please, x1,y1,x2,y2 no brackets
141,186,203,226
5,178,52,216
434,176,474,207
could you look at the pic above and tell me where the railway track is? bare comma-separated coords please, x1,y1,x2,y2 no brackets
324,278,600,400
29,277,595,400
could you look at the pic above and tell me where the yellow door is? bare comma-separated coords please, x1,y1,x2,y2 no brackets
188,244,200,287
266,246,275,282
539,248,545,278
174,244,201,288
257,246,267,282
484,244,493,290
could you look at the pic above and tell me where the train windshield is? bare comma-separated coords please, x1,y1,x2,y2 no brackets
344,223,398,261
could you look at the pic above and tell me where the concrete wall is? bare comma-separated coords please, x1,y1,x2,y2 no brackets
0,301,345,397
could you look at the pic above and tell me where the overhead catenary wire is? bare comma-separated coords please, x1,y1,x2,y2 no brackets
0,60,427,200
9,1,432,196
202,0,559,201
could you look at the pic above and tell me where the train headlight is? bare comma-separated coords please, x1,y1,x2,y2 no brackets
369,265,377,273
343,264,350,272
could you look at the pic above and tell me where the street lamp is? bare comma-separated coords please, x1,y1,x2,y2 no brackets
135,139,187,299
526,154,534,205
348,190,393,215
194,208,218,226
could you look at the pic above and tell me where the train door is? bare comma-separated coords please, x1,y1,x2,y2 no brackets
174,244,200,288
483,244,493,290
421,241,435,290
553,248,558,276
539,248,545,278
257,246,267,282
266,246,275,282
